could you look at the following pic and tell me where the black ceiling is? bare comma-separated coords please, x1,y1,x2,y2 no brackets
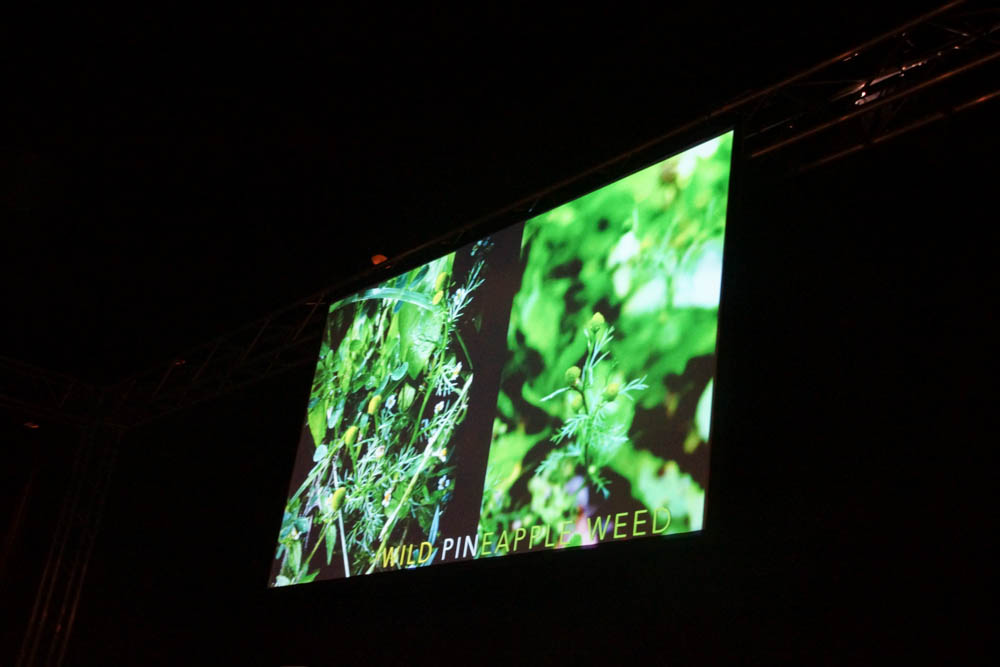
0,2,959,384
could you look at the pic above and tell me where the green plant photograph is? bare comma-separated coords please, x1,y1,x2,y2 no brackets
272,240,494,585
478,132,733,553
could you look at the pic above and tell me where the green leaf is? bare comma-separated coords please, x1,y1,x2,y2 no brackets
312,444,328,463
324,523,337,565
428,504,441,544
390,362,409,381
275,575,291,587
540,386,570,402
496,390,514,420
398,302,442,379
326,398,345,430
288,540,302,575
374,369,391,394
410,263,429,286
338,287,437,311
307,403,327,447
481,426,548,503
339,362,351,392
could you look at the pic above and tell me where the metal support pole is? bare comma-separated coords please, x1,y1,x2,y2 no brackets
15,422,120,667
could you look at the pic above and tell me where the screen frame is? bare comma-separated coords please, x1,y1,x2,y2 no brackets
266,117,744,591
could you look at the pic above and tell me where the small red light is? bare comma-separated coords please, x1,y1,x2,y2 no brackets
371,254,388,265
173,359,186,366
24,421,40,429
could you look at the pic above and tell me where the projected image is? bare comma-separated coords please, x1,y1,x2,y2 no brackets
271,131,733,585
272,239,501,585
478,132,732,555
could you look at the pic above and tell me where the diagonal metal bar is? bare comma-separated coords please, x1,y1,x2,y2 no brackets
190,340,221,384
751,47,1000,159
0,357,101,427
795,86,1000,173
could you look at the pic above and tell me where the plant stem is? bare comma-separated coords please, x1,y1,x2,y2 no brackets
406,361,439,452
571,385,590,415
571,382,593,467
454,330,474,370
305,523,327,568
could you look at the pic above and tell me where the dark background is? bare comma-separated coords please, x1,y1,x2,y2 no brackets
3,3,992,664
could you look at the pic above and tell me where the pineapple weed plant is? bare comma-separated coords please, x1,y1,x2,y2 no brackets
537,312,648,500
275,242,488,584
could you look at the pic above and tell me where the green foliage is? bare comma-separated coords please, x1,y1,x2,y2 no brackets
480,133,732,543
274,245,488,584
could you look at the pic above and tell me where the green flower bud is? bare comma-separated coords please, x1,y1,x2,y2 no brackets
367,394,382,415
588,312,605,332
434,272,450,291
564,365,582,385
569,392,583,410
399,384,416,411
330,487,346,513
432,290,444,305
343,425,359,446
603,381,620,401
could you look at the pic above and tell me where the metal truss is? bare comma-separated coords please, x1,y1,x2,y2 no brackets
0,357,102,428
103,290,335,427
4,2,998,664
742,0,1000,173
15,421,121,667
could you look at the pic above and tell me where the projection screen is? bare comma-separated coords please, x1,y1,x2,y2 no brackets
271,130,733,585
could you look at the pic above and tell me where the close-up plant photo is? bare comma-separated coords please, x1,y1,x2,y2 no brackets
478,132,733,553
271,239,497,584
